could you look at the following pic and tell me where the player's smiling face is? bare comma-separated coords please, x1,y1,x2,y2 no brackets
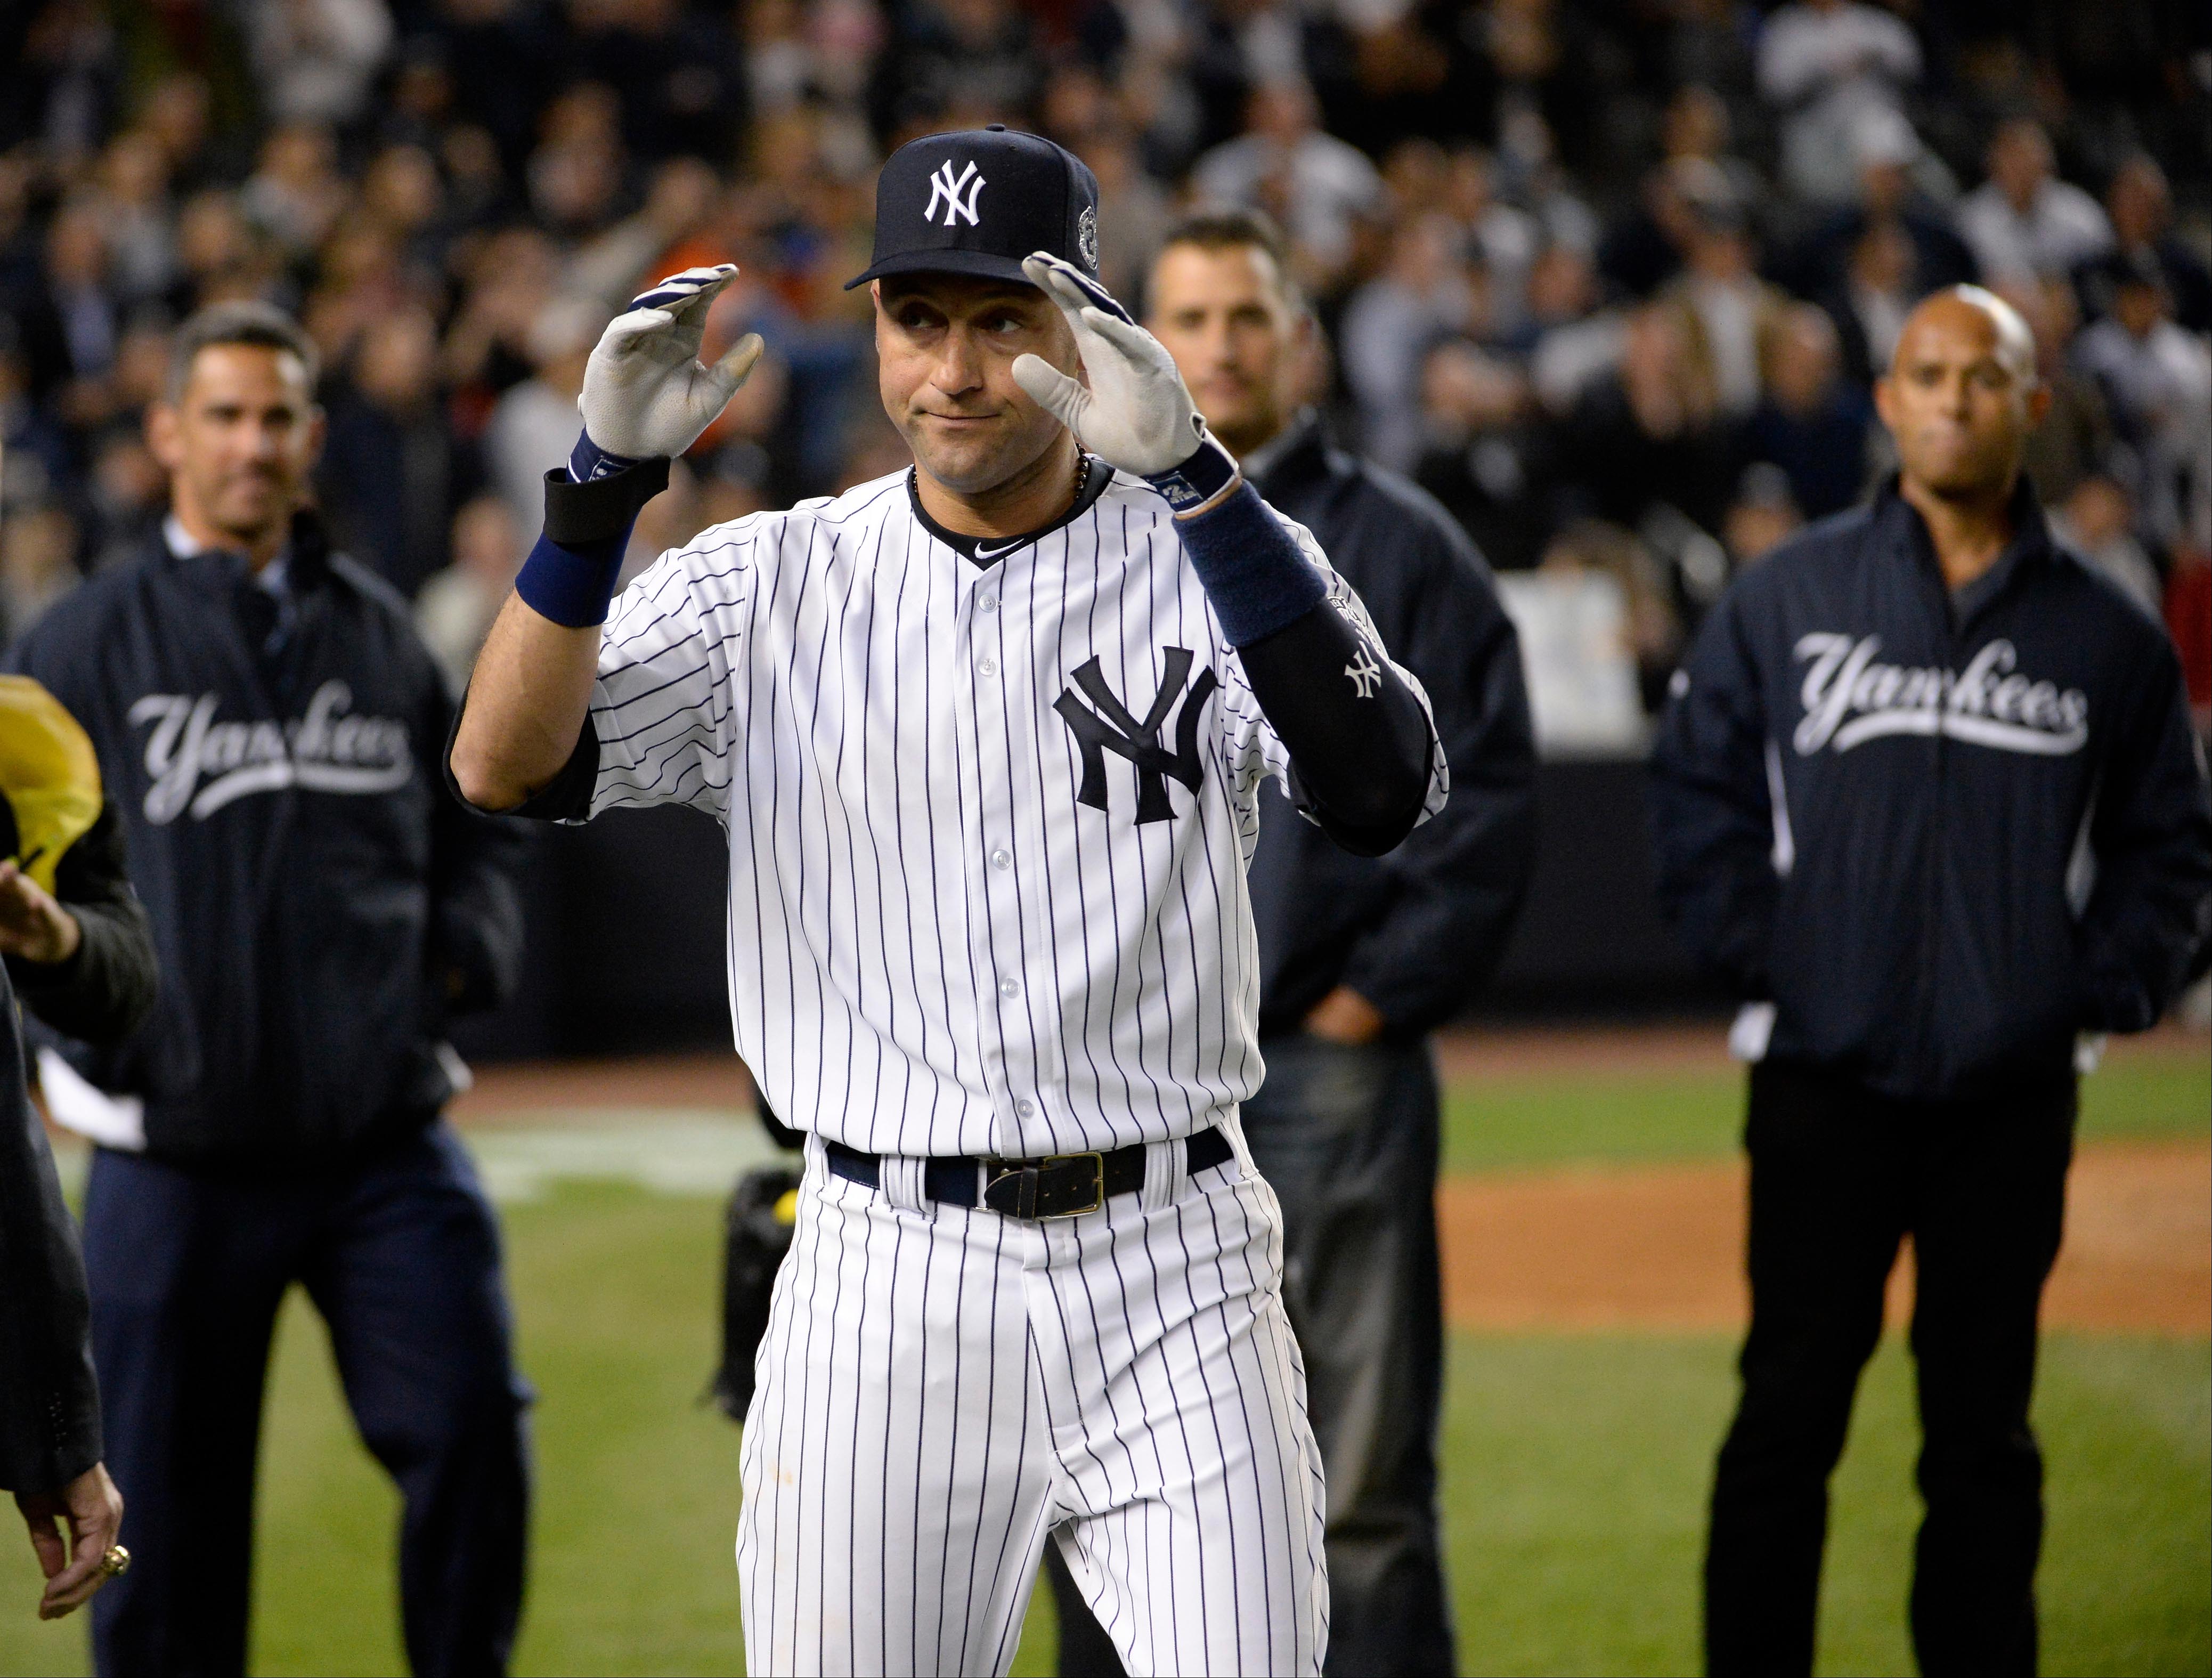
875,273,1079,496
149,343,324,554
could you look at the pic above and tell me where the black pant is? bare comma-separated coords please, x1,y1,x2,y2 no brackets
1704,1059,2076,1677
1051,1036,1454,1677
82,1123,532,1677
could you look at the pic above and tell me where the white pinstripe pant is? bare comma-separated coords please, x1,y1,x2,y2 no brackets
735,1126,1329,1677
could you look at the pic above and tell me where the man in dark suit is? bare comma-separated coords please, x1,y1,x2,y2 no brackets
1,674,158,1620
1045,208,1536,1677
3,959,125,1623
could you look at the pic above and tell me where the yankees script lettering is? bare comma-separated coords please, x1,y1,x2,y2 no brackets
129,680,413,822
1792,634,2090,757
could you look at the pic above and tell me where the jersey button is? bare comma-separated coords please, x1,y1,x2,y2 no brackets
989,847,1011,870
1015,1098,1035,1117
998,977,1021,999
978,654,998,676
979,594,998,612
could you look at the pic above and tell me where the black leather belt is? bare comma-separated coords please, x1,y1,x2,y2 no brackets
824,1126,1233,1219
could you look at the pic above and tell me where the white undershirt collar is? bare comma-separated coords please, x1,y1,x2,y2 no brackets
164,514,289,595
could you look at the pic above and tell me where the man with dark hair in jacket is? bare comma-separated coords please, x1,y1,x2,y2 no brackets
0,671,154,1622
1651,285,2212,1677
1045,207,1535,1678
8,301,532,1678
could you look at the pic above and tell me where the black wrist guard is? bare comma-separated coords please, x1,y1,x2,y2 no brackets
541,456,671,547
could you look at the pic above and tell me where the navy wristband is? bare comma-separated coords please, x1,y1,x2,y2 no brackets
515,528,627,628
1142,431,1242,517
569,430,640,482
1172,480,1329,647
522,456,670,626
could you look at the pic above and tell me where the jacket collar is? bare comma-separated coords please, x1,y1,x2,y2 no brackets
1251,411,1332,501
157,507,333,596
1873,471,2054,624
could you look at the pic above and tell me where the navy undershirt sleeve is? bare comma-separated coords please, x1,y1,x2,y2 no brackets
1157,463,1430,854
1240,605,1434,857
441,689,598,821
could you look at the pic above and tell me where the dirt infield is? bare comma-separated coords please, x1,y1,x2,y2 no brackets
452,1051,759,1121
1438,1139,2211,1336
446,1030,2208,1337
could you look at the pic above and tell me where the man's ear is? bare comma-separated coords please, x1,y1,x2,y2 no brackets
305,404,328,468
145,402,181,472
2023,382,2052,430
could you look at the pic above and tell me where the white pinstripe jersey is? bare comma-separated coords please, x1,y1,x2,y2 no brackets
582,464,1445,1158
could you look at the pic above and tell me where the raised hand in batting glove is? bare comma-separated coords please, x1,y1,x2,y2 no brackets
578,264,765,464
1011,253,1243,517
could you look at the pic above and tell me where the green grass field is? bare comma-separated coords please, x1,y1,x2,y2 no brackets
1438,1050,2212,1173
3,1045,2203,1676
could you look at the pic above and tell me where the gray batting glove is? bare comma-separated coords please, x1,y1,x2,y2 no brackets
578,264,766,461
1012,253,1215,478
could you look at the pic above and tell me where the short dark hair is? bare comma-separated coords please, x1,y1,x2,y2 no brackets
1154,208,1302,311
165,301,321,403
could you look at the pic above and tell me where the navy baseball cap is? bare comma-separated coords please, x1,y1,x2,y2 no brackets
845,125,1102,291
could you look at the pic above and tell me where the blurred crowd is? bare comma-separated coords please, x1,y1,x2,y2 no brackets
2,0,2208,734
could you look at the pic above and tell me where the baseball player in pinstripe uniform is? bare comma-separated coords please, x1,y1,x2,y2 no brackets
450,126,1447,1677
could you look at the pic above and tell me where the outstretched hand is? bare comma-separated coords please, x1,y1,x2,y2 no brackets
0,860,80,965
1011,253,1210,479
578,265,767,462
17,1462,123,1620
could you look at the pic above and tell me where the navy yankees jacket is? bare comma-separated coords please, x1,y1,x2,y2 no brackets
7,513,528,1164
1650,476,2212,1102
1249,419,1537,1037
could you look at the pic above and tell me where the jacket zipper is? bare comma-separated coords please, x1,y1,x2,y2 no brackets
1918,565,1965,1093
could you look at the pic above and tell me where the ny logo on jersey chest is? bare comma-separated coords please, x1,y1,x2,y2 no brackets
1054,648,1218,824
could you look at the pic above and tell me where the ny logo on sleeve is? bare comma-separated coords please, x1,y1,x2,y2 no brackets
1054,648,1218,824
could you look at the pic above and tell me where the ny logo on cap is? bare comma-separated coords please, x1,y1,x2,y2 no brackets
924,159,986,228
